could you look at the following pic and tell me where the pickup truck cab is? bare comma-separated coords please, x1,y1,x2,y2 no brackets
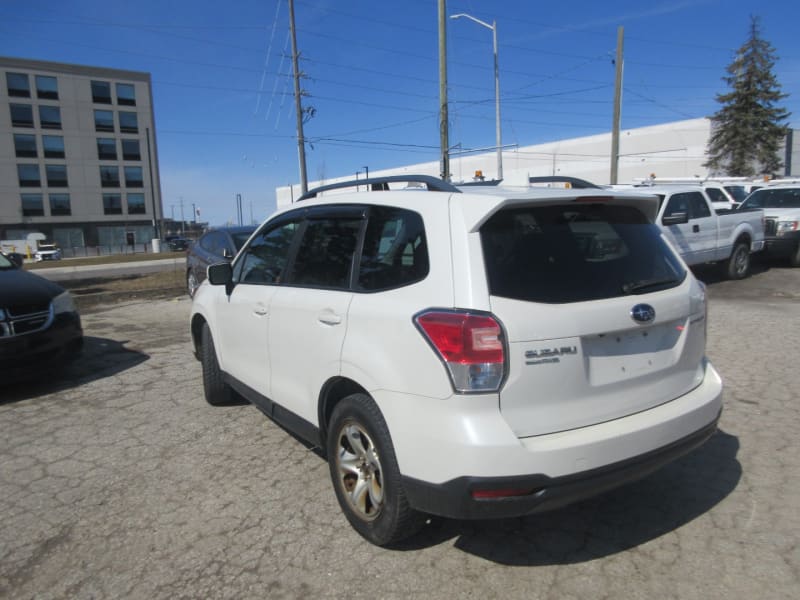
647,185,764,279
738,185,800,266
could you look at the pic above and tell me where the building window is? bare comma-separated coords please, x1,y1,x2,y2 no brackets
124,166,143,187
94,109,114,132
121,138,141,160
119,111,138,133
21,193,44,216
10,103,34,127
13,134,37,158
39,105,62,129
97,138,117,160
17,164,41,187
103,193,122,215
49,193,71,216
35,75,58,100
91,80,112,103
46,164,68,187
127,193,146,214
100,165,120,187
6,72,30,97
116,83,136,106
42,135,65,159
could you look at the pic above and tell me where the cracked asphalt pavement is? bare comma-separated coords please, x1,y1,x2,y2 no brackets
2,261,799,599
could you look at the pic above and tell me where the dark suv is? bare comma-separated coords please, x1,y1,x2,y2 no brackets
186,226,256,297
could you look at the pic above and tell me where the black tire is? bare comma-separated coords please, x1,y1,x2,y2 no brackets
790,242,800,268
200,322,234,406
326,393,425,546
724,241,750,279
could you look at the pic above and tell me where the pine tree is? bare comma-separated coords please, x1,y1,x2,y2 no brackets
705,16,791,177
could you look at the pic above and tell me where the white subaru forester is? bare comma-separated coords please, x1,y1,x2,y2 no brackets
190,175,722,546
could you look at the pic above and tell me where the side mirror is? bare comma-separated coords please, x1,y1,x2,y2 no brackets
662,212,689,226
207,262,232,285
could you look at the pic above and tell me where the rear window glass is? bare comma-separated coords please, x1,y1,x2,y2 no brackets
481,204,686,303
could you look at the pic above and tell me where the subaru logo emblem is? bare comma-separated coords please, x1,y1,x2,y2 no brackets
631,304,656,324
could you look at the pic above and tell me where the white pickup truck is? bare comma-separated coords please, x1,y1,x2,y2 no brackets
647,185,764,279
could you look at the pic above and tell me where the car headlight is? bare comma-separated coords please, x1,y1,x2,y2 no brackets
52,290,77,315
777,220,799,235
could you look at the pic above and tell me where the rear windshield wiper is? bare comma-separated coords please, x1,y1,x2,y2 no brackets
622,277,680,294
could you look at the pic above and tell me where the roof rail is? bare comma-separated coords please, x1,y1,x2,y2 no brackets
457,178,503,187
528,176,601,189
298,174,461,201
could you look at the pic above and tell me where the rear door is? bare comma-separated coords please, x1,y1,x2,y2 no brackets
480,202,707,437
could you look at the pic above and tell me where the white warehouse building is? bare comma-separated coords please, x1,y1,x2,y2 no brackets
276,117,798,206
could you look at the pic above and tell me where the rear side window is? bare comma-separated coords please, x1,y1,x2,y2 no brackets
481,204,686,303
358,207,428,291
289,218,362,289
704,188,728,205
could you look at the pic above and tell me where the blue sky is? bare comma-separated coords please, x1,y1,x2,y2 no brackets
2,0,798,226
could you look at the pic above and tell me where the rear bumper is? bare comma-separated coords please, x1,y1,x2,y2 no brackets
402,411,719,519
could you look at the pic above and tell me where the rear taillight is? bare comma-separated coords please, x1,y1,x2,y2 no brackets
414,310,506,393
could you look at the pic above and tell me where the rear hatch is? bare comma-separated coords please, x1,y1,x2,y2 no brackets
480,201,707,437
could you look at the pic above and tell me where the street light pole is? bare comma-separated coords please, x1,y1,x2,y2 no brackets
450,13,503,181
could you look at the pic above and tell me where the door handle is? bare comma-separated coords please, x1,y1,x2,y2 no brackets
253,303,268,317
318,313,342,325
693,224,700,233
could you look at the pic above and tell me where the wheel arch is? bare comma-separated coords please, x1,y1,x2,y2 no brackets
318,377,370,446
190,313,207,359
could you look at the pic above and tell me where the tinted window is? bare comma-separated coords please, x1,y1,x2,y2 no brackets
116,83,136,105
663,193,691,219
689,192,711,218
49,193,71,216
741,188,800,210
725,185,747,203
103,193,122,215
481,204,686,303
13,134,37,157
94,110,114,132
100,166,120,187
704,188,728,205
42,135,65,158
6,72,30,97
46,164,68,187
289,218,362,289
127,193,145,214
35,75,58,99
235,221,299,285
119,112,138,133
124,166,143,187
21,193,44,216
121,138,141,160
358,207,428,291
10,104,34,127
17,164,40,187
97,138,117,160
92,80,112,103
39,105,61,129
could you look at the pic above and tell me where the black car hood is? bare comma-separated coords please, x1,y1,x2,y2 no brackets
0,267,65,307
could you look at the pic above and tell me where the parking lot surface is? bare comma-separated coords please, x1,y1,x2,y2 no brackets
2,262,799,599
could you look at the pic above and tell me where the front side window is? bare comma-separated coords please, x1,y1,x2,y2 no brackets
235,220,300,285
100,165,120,187
42,135,65,158
10,103,34,127
121,138,141,160
13,134,37,158
39,105,62,129
663,193,692,220
289,217,362,289
97,138,117,160
6,72,30,97
46,165,68,187
103,193,122,215
21,193,44,216
358,207,428,291
17,164,40,187
91,80,112,103
49,193,71,216
119,111,138,133
116,83,136,105
35,75,58,99
481,204,686,303
127,193,145,214
124,166,143,187
94,109,114,132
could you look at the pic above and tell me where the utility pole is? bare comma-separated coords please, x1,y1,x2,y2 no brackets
438,0,450,181
610,26,624,185
179,196,185,235
289,0,308,194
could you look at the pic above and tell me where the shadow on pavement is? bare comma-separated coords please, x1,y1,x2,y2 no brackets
393,429,741,564
0,336,149,404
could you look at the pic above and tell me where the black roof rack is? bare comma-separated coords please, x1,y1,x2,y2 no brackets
298,175,461,201
528,176,601,189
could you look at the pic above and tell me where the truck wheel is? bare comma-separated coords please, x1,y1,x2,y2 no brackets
200,322,234,406
724,241,750,279
790,243,800,268
327,393,425,546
